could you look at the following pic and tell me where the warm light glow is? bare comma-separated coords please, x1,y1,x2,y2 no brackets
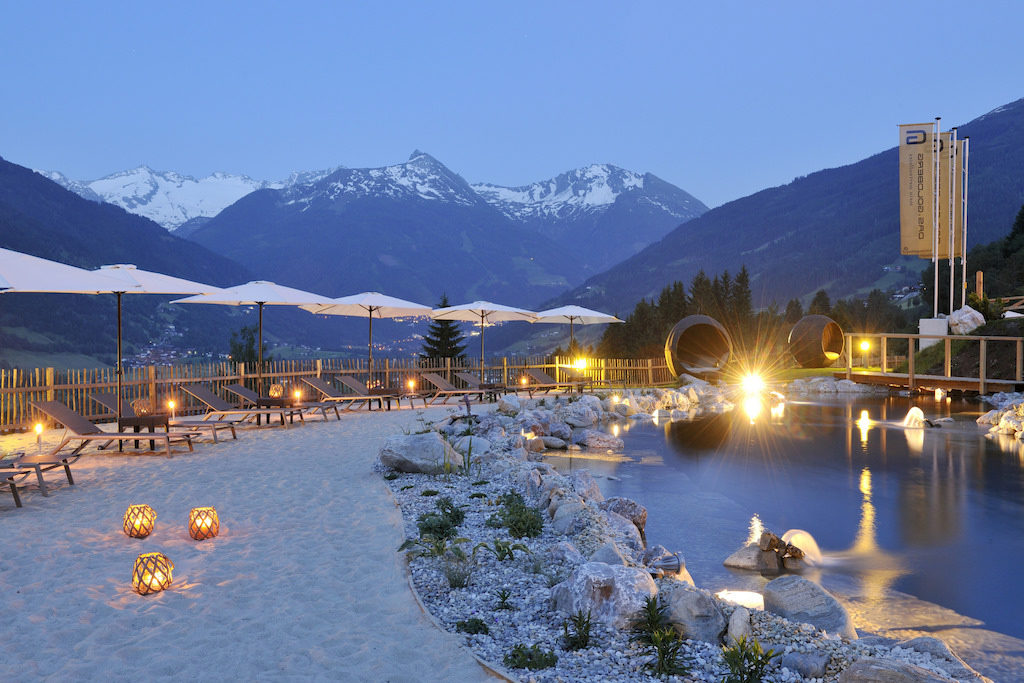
934,388,945,401
770,402,785,420
856,410,871,444
860,340,871,352
742,395,762,423
853,467,877,554
859,466,872,497
611,424,620,437
611,395,621,404
293,389,302,401
740,374,765,395
34,422,43,435
132,552,174,595
407,379,416,391
715,590,764,610
573,358,587,370
188,506,220,541
520,376,528,385
167,399,176,411
520,429,535,439
123,504,157,538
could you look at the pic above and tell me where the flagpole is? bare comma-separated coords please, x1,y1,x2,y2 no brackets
932,117,940,318
948,127,957,315
961,137,970,309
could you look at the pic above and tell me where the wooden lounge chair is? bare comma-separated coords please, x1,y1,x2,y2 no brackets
30,400,193,458
3,450,77,498
300,376,375,411
180,384,299,428
522,368,587,397
1,462,31,507
223,383,330,422
454,371,509,400
89,392,239,444
421,372,484,404
334,375,397,410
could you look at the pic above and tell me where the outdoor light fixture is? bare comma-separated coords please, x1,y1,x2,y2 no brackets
934,388,945,401
123,504,157,538
268,383,284,399
857,410,871,444
293,389,302,402
611,395,621,404
740,374,765,395
573,358,587,370
132,552,173,595
188,506,220,540
648,552,683,574
859,340,871,352
715,590,764,610
167,399,176,419
520,376,528,386
743,395,762,423
34,422,42,450
407,379,416,391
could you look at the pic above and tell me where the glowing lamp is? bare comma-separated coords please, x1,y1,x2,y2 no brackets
123,504,157,538
611,395,621,404
520,376,528,386
407,379,416,391
859,340,871,352
740,374,765,395
132,552,173,595
934,388,945,401
188,506,220,540
167,399,176,418
573,358,587,370
35,422,43,451
268,383,284,399
293,389,302,402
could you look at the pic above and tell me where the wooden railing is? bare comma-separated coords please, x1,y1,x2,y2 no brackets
995,294,1024,312
843,332,1024,393
0,355,672,431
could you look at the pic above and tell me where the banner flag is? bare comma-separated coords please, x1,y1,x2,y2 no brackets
899,123,936,256
935,131,952,258
953,138,964,258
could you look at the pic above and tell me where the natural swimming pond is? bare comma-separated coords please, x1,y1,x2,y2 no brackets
544,394,1024,679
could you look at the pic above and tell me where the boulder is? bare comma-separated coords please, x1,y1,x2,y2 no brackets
724,544,761,570
837,659,949,682
589,541,628,566
570,471,604,502
563,404,598,428
726,606,753,645
546,541,585,565
497,393,521,415
548,421,573,440
948,305,986,335
552,501,586,534
578,394,604,413
604,510,644,552
541,436,567,450
550,562,657,628
763,575,857,640
613,402,635,417
899,637,988,681
600,497,647,542
452,435,491,456
522,468,544,498
526,437,545,453
573,429,625,450
663,584,727,644
378,432,459,474
780,652,830,678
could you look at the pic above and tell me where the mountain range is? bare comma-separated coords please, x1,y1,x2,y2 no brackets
549,97,1024,315
39,165,343,231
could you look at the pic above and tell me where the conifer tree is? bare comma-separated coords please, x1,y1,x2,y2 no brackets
420,293,467,360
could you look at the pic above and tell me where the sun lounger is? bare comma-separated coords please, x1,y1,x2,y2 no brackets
180,384,299,428
334,375,398,410
453,371,509,399
1,461,31,507
30,400,193,458
3,450,77,498
522,368,588,397
223,383,333,422
421,372,484,404
90,392,239,443
300,376,375,410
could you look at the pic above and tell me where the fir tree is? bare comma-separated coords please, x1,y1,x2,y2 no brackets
229,325,270,365
420,294,467,360
783,298,804,323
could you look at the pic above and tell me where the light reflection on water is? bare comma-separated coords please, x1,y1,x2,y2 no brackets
543,395,1024,679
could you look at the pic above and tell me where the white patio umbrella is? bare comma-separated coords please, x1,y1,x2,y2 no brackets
300,291,431,378
532,305,623,347
172,281,333,393
0,247,125,294
430,300,537,379
94,264,223,426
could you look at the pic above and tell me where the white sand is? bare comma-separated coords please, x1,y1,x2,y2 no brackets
1,409,494,681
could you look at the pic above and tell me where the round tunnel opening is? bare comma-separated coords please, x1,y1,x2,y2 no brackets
664,315,732,378
788,315,845,368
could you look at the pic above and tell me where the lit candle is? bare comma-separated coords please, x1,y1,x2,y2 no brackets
168,399,176,419
188,506,220,540
34,422,42,452
407,379,415,391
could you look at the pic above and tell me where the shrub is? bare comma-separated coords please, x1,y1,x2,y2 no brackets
495,588,513,610
443,558,473,588
416,512,456,540
632,596,674,645
435,496,466,526
421,489,439,496
562,609,592,650
649,628,689,676
503,643,557,670
456,617,489,635
489,489,544,538
473,539,529,562
469,492,487,499
722,636,776,683
383,472,399,481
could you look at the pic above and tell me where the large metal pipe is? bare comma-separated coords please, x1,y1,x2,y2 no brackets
788,315,844,368
664,315,732,378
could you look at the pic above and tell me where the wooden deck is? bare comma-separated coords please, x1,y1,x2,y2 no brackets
834,370,1023,394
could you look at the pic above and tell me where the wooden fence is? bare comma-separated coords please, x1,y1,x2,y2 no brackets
0,356,673,431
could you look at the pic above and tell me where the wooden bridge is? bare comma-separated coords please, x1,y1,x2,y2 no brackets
834,332,1024,394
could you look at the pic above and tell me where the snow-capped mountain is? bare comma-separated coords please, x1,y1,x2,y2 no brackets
282,151,482,209
38,165,342,231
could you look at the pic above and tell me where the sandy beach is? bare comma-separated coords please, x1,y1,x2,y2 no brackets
1,407,493,682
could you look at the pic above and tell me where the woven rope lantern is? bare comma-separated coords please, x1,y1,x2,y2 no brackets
131,397,152,416
188,506,220,540
268,383,285,398
132,552,174,595
123,504,157,538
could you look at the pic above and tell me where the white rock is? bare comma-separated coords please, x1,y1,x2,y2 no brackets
550,562,657,628
948,305,986,335
727,606,753,644
378,432,459,474
663,583,727,643
452,435,491,456
573,429,624,450
763,575,857,640
497,393,521,415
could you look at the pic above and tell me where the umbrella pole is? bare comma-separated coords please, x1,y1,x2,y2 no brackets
570,317,575,350
258,302,264,396
116,292,123,451
368,313,374,385
479,313,485,382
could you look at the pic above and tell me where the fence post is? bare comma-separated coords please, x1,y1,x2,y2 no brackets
148,365,157,408
846,334,852,379
943,338,952,377
316,358,322,378
908,336,916,391
502,357,508,385
880,338,888,374
45,367,55,402
647,358,654,386
1017,340,1023,383
979,339,987,394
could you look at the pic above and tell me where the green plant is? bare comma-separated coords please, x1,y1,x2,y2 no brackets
648,628,689,677
484,513,504,528
503,643,557,670
496,588,513,610
632,596,673,645
442,557,474,588
399,536,469,560
722,636,776,683
488,490,544,538
400,485,414,491
456,617,489,635
527,555,545,574
421,489,439,496
471,480,489,486
473,539,530,562
416,512,457,540
435,496,466,526
469,492,487,499
383,472,399,481
562,609,592,650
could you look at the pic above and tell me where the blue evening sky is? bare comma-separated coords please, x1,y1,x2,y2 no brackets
2,1,1021,208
